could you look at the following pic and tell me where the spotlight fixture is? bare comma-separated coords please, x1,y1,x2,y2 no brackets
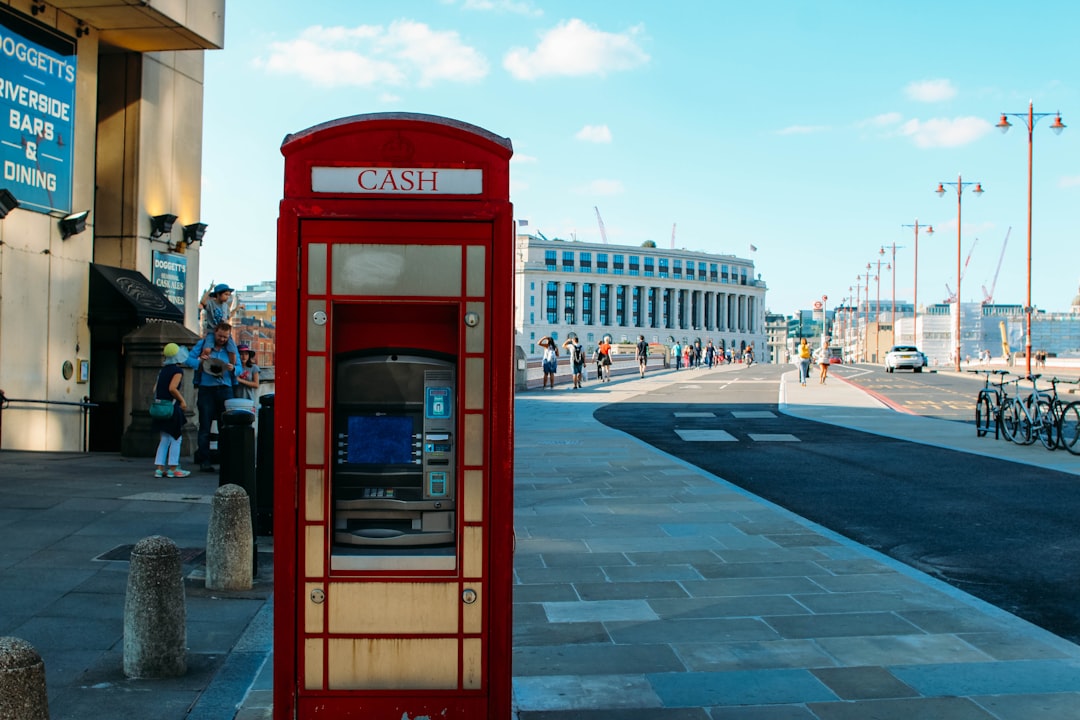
59,210,89,240
182,222,207,246
150,213,177,238
30,3,46,16
75,21,90,38
0,189,18,219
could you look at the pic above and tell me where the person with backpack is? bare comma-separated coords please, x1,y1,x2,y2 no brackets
540,336,559,389
636,335,649,378
568,336,586,388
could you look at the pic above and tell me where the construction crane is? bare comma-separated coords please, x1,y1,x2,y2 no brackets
944,237,979,302
670,223,676,249
594,206,608,244
982,227,1011,304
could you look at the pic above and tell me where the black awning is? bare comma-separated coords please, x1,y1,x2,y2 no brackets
88,263,184,326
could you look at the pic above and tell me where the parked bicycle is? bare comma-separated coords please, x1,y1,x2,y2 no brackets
1054,378,1080,455
1002,374,1058,450
970,369,1012,440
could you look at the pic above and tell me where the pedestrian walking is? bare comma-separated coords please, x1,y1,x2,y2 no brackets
567,336,586,389
797,337,812,386
636,335,649,378
539,336,559,389
816,341,830,384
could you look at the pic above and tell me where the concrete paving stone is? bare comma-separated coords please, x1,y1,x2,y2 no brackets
763,534,839,549
812,557,894,574
971,692,1080,720
695,561,832,580
706,705,817,720
544,599,658,624
20,547,120,570
516,566,610,585
713,535,784,550
764,612,922,640
574,581,690,602
515,584,583,603
514,643,686,676
515,538,591,554
10,615,123,652
891,659,1080,696
897,608,1024,635
647,668,837,707
808,666,918,700
809,572,927,594
603,564,704,583
815,634,994,666
682,577,829,599
513,673,663,712
48,687,206,720
649,595,810,621
608,617,780,645
660,523,752,539
673,639,837,673
729,519,810,536
807,696,998,720
42,591,126,620
0,544,37,570
956,631,1076,661
540,551,633,567
518,708,710,720
527,523,672,540
586,536,727,553
794,591,940,615
513,621,612,647
714,548,829,565
624,550,725,567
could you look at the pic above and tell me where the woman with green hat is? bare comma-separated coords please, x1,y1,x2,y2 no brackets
153,342,191,478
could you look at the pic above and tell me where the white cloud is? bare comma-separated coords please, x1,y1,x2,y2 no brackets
575,125,612,143
905,79,957,103
503,19,649,80
858,112,903,128
898,116,992,148
576,179,624,196
1059,175,1080,188
511,152,538,163
459,0,543,16
776,124,829,135
259,21,488,88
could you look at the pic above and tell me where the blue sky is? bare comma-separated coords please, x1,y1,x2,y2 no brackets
201,0,1080,316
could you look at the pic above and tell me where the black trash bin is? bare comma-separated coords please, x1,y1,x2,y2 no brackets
255,393,274,536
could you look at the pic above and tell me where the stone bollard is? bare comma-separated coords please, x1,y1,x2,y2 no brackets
0,636,49,720
206,484,253,591
123,535,187,678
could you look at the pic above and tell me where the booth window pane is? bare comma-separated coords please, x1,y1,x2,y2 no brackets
309,244,327,294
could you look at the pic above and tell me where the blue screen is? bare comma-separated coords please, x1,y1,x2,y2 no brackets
346,415,414,464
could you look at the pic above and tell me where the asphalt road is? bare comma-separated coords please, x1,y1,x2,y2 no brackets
594,365,1080,643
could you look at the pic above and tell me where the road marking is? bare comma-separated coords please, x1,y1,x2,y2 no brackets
732,411,777,419
675,412,716,418
675,429,737,442
748,434,800,442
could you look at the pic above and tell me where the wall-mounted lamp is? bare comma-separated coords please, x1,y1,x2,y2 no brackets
0,189,18,219
59,210,89,240
30,3,46,16
182,222,207,246
150,213,177,238
75,21,90,38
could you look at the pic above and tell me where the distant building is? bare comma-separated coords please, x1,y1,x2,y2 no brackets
232,282,277,369
515,233,768,358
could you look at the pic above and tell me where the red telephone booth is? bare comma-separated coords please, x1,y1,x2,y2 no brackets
274,113,514,719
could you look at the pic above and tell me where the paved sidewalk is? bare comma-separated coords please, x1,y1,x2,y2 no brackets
5,364,1080,719
511,365,1080,719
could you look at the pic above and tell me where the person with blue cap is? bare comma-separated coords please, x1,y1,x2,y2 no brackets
199,281,239,367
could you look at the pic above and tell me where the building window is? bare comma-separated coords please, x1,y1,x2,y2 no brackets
740,267,748,285
658,258,669,279
597,253,608,274
710,263,718,282
721,264,729,283
613,254,624,276
545,250,556,271
599,284,610,325
579,252,592,272
546,281,558,323
562,251,575,272
582,283,594,325
629,255,640,276
564,282,576,324
673,260,682,279
643,257,654,277
616,285,626,325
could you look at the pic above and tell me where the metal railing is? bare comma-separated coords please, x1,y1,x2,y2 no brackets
0,390,98,452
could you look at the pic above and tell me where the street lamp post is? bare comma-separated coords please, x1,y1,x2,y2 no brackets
863,266,872,362
936,174,984,372
901,221,933,346
854,279,863,362
997,102,1065,376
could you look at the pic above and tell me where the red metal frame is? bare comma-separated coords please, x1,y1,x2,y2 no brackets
274,113,514,719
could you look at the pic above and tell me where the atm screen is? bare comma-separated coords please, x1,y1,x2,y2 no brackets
345,415,415,465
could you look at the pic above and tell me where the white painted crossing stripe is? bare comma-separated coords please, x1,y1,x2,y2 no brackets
732,411,777,418
674,412,716,418
747,433,800,442
674,429,737,442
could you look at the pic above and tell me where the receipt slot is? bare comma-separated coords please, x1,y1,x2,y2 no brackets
274,113,514,719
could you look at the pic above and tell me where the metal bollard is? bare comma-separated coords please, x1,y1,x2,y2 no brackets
206,484,253,591
123,536,186,678
0,636,49,720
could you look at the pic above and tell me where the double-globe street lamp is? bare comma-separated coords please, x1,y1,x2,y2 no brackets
900,221,933,347
996,102,1065,375
936,175,983,372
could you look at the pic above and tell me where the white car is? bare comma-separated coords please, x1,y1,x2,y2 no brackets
884,345,926,373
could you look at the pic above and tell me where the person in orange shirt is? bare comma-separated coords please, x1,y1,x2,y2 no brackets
596,336,613,382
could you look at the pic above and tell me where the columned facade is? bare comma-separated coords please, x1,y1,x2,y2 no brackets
515,234,769,356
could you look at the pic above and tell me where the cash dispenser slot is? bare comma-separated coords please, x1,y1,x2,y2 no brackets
331,352,456,568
